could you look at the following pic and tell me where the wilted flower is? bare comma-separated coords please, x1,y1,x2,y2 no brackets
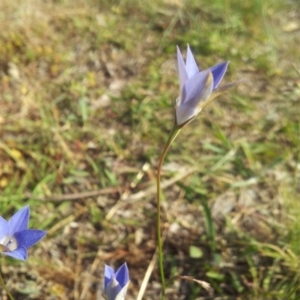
176,45,237,126
0,206,46,261
104,263,130,300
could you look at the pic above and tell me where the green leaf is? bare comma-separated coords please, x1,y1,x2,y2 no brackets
206,271,225,281
189,245,203,258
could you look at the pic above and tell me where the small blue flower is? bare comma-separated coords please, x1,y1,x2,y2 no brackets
104,263,130,300
0,206,46,261
176,45,236,126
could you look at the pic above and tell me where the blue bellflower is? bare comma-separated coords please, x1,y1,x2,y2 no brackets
0,206,46,261
104,263,130,300
176,45,237,126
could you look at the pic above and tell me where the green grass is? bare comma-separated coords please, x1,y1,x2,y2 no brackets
0,0,299,299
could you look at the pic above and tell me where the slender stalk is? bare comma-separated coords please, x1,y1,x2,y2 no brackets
156,126,181,299
0,263,14,300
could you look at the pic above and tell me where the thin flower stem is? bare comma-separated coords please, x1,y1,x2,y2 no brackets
156,126,181,299
0,263,14,300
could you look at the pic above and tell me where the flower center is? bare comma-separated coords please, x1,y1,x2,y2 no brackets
0,235,18,251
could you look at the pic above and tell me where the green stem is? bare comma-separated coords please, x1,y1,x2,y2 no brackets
0,262,14,300
156,126,181,299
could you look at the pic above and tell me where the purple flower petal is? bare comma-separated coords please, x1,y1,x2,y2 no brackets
115,263,129,288
105,277,122,300
8,206,29,233
186,45,199,78
175,45,235,127
176,70,214,125
0,217,9,239
181,70,213,105
104,264,130,300
3,246,28,260
0,206,47,261
176,46,188,94
114,282,130,300
176,102,200,126
14,229,46,248
210,61,229,89
104,265,115,288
